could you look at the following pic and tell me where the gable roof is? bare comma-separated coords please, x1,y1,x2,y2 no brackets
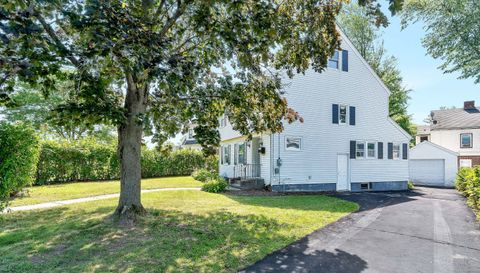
337,27,390,96
411,141,458,156
430,107,480,130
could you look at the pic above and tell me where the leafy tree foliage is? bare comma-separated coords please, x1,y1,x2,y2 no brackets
0,82,116,141
338,3,414,136
0,0,348,222
401,0,480,83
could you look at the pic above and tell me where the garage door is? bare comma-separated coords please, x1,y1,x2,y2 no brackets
409,159,445,186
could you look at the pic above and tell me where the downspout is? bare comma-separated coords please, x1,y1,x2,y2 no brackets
278,133,283,192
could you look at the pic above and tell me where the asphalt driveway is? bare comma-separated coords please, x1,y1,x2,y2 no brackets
241,187,480,273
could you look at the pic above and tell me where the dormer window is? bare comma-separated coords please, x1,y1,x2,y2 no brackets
328,50,339,69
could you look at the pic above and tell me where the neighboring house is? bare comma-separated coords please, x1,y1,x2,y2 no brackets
218,29,412,192
414,101,480,168
179,125,202,151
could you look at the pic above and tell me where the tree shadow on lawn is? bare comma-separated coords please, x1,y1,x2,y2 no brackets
0,206,301,273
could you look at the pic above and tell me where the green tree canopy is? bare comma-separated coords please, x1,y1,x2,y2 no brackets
401,0,480,83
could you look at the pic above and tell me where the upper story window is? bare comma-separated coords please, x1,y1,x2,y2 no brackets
328,50,339,69
220,116,227,128
460,133,473,148
339,105,347,124
393,144,401,159
367,142,376,158
356,142,365,158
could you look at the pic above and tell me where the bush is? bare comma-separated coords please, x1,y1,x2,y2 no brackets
201,177,228,193
192,168,217,182
455,166,480,218
0,122,40,210
36,142,219,184
407,181,414,190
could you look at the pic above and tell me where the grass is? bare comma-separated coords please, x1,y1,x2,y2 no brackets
10,176,202,207
0,190,358,273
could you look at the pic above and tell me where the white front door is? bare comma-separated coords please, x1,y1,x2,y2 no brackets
337,154,349,191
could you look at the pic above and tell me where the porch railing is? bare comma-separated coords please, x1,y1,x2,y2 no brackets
233,164,261,180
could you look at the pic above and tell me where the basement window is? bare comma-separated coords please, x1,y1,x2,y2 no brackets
360,183,372,190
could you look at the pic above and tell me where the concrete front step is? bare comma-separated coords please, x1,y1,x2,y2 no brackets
230,178,265,190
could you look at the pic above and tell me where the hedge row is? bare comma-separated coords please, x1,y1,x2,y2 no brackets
36,140,218,185
0,122,41,210
456,167,480,218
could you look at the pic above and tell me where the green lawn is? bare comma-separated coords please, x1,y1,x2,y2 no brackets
10,176,202,207
0,190,358,273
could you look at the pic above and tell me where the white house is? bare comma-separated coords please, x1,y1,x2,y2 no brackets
218,29,412,192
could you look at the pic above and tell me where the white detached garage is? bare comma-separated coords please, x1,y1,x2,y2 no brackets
409,141,458,187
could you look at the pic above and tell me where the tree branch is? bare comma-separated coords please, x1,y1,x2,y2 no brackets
33,9,83,68
159,0,191,37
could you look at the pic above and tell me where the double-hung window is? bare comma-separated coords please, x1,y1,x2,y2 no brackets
188,129,194,139
339,105,347,124
392,144,401,159
221,145,231,165
367,142,376,158
460,133,473,148
328,50,339,69
237,142,246,164
356,142,365,158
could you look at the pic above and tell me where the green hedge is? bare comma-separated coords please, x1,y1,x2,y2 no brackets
36,139,218,185
455,167,480,218
0,122,40,210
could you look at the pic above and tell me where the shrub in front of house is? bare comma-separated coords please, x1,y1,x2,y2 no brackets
201,177,228,193
0,122,40,211
192,168,218,182
455,167,480,218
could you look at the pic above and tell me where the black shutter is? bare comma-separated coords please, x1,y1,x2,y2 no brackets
387,143,393,159
402,143,408,160
378,142,384,159
350,141,356,159
332,104,339,124
349,106,356,125
342,50,349,72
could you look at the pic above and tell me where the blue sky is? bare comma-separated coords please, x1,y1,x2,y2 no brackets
381,13,478,124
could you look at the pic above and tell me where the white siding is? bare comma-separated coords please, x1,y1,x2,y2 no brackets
219,30,411,188
409,141,458,187
430,129,480,156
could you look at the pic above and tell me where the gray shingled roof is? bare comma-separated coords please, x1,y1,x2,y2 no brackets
430,107,480,130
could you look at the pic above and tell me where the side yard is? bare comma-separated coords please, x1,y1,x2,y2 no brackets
9,176,202,207
0,190,358,273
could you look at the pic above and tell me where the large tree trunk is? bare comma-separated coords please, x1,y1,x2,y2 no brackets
114,73,148,224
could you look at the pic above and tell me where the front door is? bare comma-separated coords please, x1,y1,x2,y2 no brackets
337,154,349,191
